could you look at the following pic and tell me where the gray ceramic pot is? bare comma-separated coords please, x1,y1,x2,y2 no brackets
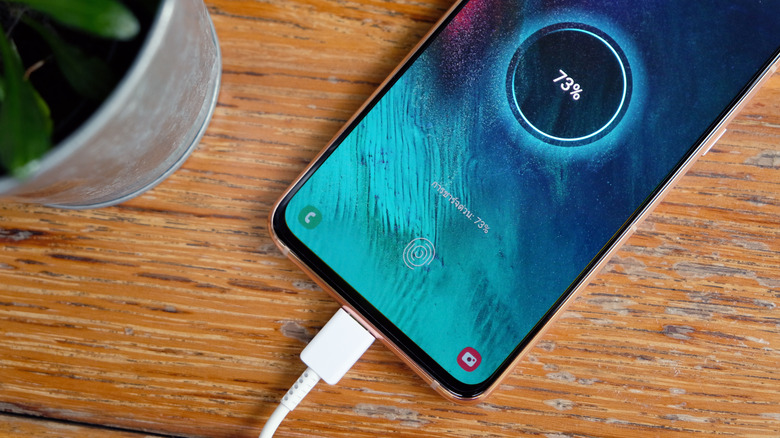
0,0,221,208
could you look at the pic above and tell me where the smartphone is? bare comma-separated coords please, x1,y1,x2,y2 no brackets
270,0,780,402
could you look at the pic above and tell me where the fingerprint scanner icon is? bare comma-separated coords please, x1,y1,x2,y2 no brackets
403,238,435,270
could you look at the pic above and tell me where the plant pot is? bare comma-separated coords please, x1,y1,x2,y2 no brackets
0,0,221,209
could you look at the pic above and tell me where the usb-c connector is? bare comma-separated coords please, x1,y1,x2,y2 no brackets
259,308,375,437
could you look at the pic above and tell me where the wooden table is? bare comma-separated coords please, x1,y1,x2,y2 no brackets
2,1,779,437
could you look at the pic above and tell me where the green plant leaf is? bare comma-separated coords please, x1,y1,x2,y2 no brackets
0,25,53,177
8,0,140,40
23,16,116,100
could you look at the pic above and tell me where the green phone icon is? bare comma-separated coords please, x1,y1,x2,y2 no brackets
298,205,322,229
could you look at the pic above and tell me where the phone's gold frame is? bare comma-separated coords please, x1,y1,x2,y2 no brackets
269,0,780,403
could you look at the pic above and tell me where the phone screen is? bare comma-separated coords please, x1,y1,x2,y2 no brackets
273,0,780,397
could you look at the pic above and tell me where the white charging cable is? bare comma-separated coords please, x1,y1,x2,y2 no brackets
259,308,376,438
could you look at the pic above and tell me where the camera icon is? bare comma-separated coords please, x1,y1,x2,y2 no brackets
457,347,482,372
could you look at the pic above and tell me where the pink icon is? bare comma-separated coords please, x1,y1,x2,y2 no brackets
457,347,481,372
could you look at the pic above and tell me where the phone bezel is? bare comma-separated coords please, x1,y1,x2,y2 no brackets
269,0,780,401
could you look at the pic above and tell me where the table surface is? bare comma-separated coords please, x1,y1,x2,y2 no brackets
2,1,779,437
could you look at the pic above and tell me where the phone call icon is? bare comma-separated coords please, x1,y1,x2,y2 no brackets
457,347,481,372
298,205,322,229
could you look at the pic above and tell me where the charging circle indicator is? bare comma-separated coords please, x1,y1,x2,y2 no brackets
507,23,631,146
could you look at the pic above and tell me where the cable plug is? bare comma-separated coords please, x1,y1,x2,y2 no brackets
260,308,375,437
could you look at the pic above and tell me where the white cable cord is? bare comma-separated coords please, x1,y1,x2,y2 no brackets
259,368,320,438
259,405,290,438
259,308,375,437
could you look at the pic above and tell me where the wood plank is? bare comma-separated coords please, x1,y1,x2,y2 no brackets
0,413,164,437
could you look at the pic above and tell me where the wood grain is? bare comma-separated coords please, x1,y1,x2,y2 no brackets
1,1,779,437
0,413,163,437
